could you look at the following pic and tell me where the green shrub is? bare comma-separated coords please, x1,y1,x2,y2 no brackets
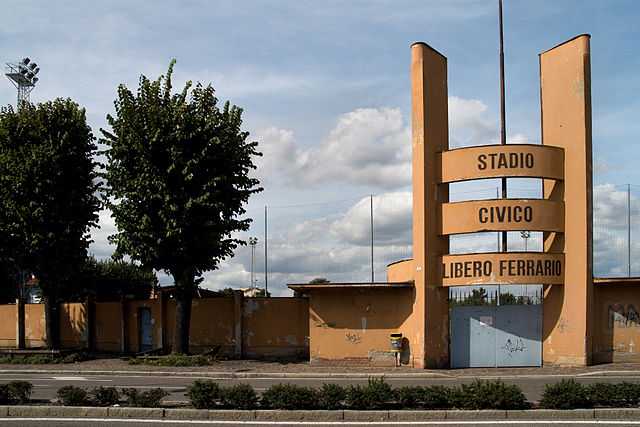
122,388,168,408
62,352,90,364
91,386,120,406
57,385,89,406
8,381,33,404
188,380,221,409
345,378,394,410
317,383,346,410
540,379,591,409
220,384,257,409
261,384,318,410
421,385,452,409
0,384,9,405
395,386,423,408
129,354,211,367
587,382,640,408
451,380,528,410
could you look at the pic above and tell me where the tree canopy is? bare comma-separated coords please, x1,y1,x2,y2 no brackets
101,61,262,353
0,99,101,348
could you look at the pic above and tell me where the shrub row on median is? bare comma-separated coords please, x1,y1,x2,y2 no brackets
188,378,529,410
540,379,640,409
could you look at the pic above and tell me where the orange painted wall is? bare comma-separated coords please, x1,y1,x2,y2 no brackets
24,303,45,348
308,288,414,363
95,302,123,352
188,298,235,354
0,305,16,347
593,284,640,363
60,303,87,349
243,298,308,358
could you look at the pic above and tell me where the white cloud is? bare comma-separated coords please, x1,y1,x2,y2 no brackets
255,97,497,190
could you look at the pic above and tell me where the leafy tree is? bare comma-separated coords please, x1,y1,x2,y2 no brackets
65,257,158,301
309,277,330,284
0,100,101,348
101,61,262,353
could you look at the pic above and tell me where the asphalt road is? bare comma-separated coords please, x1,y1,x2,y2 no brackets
2,419,640,426
2,371,640,403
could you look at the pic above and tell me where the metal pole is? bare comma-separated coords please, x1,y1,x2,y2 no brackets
370,194,374,283
499,0,508,253
250,243,255,289
628,184,632,277
264,205,268,296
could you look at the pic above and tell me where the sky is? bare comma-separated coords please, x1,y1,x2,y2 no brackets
2,0,639,295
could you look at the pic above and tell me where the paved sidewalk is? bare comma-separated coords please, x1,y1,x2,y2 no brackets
1,358,639,378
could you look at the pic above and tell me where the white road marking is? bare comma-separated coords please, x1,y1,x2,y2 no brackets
50,377,112,382
0,418,640,425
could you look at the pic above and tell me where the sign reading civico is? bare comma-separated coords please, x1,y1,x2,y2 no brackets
441,199,564,234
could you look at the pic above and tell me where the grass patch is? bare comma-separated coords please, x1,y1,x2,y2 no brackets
129,354,213,367
0,352,91,365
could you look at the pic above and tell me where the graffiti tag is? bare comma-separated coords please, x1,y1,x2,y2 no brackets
345,333,362,344
609,304,640,329
501,338,526,356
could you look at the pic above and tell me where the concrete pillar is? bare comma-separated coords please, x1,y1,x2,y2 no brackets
16,297,25,349
120,296,127,354
86,295,95,352
233,290,243,358
410,43,450,368
541,34,594,366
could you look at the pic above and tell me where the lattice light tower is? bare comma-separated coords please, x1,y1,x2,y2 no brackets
5,57,40,109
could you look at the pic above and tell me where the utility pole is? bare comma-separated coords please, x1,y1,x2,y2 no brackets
370,194,374,283
628,184,632,277
264,206,268,296
499,0,508,254
249,237,258,289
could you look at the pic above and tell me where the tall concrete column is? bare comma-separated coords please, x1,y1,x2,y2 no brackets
410,43,450,368
541,35,594,366
16,297,25,349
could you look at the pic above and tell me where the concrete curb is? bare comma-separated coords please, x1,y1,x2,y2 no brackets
1,406,640,421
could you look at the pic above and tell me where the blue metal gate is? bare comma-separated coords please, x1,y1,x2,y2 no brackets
450,304,542,368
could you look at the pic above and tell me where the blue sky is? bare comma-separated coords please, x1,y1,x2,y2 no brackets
2,1,639,294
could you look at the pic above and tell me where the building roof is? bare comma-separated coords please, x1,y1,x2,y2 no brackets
287,281,414,291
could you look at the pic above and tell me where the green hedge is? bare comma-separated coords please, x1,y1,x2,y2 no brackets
0,381,33,404
185,379,531,410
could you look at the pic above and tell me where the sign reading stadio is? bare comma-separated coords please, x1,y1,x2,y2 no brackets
438,144,564,183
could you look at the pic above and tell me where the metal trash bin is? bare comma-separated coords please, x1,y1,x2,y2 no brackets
390,333,403,351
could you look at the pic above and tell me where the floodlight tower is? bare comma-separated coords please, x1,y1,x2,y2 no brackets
5,57,40,109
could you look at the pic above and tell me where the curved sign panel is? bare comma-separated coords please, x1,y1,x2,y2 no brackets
440,252,564,286
441,199,564,235
438,144,564,183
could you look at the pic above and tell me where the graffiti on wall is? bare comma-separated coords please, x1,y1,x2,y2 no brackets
608,304,640,329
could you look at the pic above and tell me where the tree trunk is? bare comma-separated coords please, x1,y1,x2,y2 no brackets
172,270,194,354
43,293,60,350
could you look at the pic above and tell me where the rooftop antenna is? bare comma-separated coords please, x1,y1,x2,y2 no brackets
499,0,508,253
5,57,40,109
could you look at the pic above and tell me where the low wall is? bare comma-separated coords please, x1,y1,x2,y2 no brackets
243,297,308,358
307,288,414,365
24,304,45,348
593,282,640,363
0,295,308,360
0,305,16,347
60,303,87,349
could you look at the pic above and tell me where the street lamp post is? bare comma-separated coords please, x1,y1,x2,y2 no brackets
248,237,258,289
